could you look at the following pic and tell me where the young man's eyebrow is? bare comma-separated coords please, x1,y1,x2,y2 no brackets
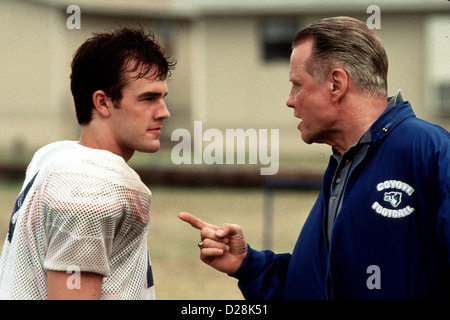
137,91,168,99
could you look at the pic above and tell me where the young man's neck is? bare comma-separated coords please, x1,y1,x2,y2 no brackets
79,125,134,162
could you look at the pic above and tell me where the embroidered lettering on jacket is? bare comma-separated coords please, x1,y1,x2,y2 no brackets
372,180,415,218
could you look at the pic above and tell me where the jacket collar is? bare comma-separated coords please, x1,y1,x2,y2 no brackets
331,90,416,155
369,96,416,142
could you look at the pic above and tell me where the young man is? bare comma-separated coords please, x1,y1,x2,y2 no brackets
180,16,450,299
0,27,175,299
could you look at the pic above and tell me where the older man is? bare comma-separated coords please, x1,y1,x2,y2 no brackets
180,16,450,299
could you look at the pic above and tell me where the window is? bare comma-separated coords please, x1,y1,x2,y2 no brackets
261,18,299,62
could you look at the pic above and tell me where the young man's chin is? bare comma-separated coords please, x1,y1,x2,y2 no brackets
139,142,161,154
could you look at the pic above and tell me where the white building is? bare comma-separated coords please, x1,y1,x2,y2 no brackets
1,0,449,172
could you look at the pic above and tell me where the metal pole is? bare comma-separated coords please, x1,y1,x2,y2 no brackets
263,186,274,249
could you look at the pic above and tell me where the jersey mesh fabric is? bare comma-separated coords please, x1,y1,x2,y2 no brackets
0,141,155,299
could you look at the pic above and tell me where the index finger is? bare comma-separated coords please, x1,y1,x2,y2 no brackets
178,212,219,231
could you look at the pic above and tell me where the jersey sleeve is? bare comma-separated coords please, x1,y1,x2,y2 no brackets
41,163,126,277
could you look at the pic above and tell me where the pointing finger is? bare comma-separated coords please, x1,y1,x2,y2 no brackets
178,212,218,231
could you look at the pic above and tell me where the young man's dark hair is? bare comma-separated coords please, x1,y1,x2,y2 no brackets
70,27,176,125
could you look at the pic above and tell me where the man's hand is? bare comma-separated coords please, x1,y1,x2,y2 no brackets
178,212,248,275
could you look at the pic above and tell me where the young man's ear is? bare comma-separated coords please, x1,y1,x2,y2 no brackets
329,68,348,102
92,90,112,118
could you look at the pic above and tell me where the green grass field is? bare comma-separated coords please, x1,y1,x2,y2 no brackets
0,179,318,299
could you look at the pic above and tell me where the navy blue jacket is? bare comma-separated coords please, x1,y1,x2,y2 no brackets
232,101,450,299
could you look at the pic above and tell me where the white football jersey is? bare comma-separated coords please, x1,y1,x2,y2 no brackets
0,141,155,299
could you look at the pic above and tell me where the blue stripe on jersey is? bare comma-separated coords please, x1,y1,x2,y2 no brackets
7,172,39,243
147,252,154,288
